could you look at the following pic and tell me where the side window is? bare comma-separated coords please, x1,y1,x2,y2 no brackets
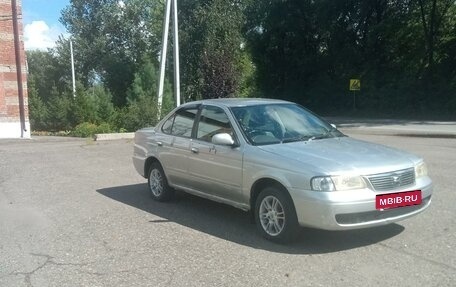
171,107,198,137
162,115,174,134
197,105,233,142
161,107,198,137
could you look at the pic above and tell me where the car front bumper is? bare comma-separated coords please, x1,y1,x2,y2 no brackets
289,176,433,230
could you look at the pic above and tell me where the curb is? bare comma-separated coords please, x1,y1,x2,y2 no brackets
339,127,456,138
328,117,456,138
93,133,135,141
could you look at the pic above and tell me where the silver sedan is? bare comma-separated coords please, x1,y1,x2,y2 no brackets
133,98,432,242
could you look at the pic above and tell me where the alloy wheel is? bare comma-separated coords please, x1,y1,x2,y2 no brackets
149,168,163,197
258,195,286,236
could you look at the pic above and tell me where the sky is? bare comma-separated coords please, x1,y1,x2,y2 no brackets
22,0,70,50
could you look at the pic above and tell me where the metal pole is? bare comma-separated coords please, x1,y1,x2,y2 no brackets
157,0,172,115
353,90,356,110
11,0,26,137
172,0,180,106
70,40,76,98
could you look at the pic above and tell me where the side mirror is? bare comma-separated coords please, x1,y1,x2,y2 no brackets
212,133,235,146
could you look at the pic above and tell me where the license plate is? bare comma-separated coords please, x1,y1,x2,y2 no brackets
375,190,422,210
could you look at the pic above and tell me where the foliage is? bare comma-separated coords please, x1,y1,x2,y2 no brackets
244,0,456,116
26,0,456,136
71,122,114,138
126,57,160,103
27,77,48,131
121,56,174,130
45,87,73,131
178,0,253,100
70,83,98,125
118,95,160,131
91,85,116,123
60,0,165,106
26,51,168,134
26,50,64,101
113,93,174,132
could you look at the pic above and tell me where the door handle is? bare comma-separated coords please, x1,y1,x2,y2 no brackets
191,147,199,154
157,141,163,147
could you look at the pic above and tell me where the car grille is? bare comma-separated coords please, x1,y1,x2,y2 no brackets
367,168,415,191
335,196,431,225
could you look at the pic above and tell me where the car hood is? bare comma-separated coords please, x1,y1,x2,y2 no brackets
257,137,420,175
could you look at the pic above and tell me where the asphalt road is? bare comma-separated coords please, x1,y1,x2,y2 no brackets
0,133,455,287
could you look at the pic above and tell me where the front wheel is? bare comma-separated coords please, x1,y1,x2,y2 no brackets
254,186,299,243
147,162,174,202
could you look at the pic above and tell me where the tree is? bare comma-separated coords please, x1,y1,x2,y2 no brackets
60,0,165,106
246,0,322,102
417,0,454,80
46,87,73,131
27,0,455,124
91,85,116,123
245,0,455,116
26,50,66,101
179,0,253,100
112,56,175,131
126,57,159,103
70,83,99,125
27,77,48,131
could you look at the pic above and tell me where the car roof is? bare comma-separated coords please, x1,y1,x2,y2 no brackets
181,98,292,108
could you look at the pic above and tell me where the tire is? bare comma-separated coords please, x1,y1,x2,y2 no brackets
254,186,299,243
147,162,174,202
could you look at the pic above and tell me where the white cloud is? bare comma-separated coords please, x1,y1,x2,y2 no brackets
24,20,67,51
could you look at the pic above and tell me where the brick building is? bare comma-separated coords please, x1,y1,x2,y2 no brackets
0,0,29,138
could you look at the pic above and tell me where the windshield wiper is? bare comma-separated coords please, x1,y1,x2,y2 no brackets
312,130,332,140
282,130,335,143
281,136,315,143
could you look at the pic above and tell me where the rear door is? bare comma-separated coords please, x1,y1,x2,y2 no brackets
157,105,199,188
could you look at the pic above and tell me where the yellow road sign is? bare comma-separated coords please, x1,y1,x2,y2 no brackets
350,79,361,91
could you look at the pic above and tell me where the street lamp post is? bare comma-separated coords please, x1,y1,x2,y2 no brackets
70,40,76,98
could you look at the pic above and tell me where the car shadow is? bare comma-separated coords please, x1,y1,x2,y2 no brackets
97,183,404,254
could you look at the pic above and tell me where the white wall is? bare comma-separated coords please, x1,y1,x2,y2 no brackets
0,121,31,138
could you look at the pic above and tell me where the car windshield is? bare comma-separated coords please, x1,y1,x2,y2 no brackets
231,103,344,145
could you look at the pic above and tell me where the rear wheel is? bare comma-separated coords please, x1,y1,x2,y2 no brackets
254,186,299,243
147,162,174,202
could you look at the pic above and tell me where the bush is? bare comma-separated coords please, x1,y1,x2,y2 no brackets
28,67,177,134
113,93,175,132
96,122,113,134
122,95,159,131
70,85,98,126
71,122,98,137
71,122,114,138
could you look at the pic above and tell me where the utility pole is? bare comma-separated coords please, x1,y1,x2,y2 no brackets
70,40,76,98
157,0,181,115
172,0,180,107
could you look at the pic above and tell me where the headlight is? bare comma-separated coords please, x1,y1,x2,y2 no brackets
311,175,366,191
311,177,335,191
415,162,428,178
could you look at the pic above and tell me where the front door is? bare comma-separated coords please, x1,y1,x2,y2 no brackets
187,105,243,203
